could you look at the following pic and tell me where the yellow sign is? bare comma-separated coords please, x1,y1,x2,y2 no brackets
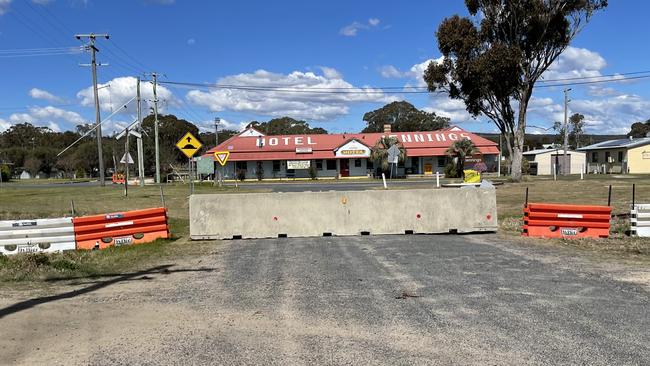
175,132,202,158
214,151,230,166
463,169,481,183
340,149,365,155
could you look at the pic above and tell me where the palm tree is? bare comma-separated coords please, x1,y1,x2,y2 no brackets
446,139,479,179
370,136,405,172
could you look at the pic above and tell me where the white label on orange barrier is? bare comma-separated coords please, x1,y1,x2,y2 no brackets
561,228,578,236
558,213,583,219
105,221,134,228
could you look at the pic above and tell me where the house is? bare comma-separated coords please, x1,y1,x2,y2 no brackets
578,137,650,174
203,125,500,180
523,148,586,175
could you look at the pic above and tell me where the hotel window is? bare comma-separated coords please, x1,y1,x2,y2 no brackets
326,160,336,170
316,160,323,170
272,160,281,172
437,157,446,166
235,161,247,170
354,159,362,168
618,151,624,162
591,152,598,163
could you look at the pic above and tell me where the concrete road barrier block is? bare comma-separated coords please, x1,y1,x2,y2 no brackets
190,188,497,240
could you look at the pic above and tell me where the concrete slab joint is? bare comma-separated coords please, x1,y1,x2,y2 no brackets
189,188,498,240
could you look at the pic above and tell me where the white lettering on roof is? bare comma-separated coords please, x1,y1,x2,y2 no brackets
414,134,425,142
460,132,471,140
295,137,303,145
426,133,434,142
449,133,458,141
269,138,278,146
401,134,412,142
436,134,446,142
283,137,290,145
307,136,316,145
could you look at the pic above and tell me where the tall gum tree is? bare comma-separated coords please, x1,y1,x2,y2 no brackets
424,0,607,181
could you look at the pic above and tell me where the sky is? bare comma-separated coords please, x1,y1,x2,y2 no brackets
0,0,648,138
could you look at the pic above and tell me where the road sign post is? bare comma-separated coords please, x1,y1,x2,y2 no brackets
214,151,230,187
176,132,203,196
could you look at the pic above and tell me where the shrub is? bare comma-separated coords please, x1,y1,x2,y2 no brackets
444,161,457,178
308,165,317,180
237,169,247,182
521,158,530,175
0,164,9,182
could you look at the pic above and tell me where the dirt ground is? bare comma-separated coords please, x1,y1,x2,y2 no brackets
1,234,648,365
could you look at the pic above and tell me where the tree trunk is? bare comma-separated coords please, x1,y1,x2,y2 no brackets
510,94,531,182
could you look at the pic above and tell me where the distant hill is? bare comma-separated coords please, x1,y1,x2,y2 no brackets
476,133,626,152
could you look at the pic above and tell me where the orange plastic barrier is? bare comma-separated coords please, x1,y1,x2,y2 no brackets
522,203,611,239
112,173,125,184
73,207,169,250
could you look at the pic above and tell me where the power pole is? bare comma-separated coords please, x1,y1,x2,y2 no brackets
562,88,572,175
136,77,145,187
214,117,221,146
76,33,109,186
150,73,161,184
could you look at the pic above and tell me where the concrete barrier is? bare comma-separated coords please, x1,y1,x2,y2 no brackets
0,217,76,255
190,188,497,240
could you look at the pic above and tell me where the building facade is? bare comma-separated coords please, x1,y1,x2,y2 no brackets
578,137,650,174
523,148,586,175
203,126,500,180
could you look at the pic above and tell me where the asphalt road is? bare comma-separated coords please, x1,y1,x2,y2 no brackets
1,234,648,365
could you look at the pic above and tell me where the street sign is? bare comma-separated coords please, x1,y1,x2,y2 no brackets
387,145,400,164
214,151,230,166
120,152,134,164
176,132,203,158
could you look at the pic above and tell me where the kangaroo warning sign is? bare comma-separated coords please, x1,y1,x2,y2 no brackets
176,132,203,158
214,151,230,166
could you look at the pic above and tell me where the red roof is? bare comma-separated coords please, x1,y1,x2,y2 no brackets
205,127,498,161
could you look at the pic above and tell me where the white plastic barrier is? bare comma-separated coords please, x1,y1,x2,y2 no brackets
0,217,76,255
631,204,650,237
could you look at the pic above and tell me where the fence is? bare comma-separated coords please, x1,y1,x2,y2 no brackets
73,207,169,250
0,217,76,255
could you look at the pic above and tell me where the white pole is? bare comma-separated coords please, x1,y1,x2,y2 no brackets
381,173,387,189
553,163,557,181
436,171,440,188
580,164,584,180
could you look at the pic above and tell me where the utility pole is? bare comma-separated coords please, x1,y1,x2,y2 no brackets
136,78,145,187
149,72,161,184
76,33,109,186
214,117,221,146
562,88,572,175
124,125,129,197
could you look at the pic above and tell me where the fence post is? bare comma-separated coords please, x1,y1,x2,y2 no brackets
381,173,387,189
159,185,166,208
607,185,612,206
70,200,76,217
436,171,440,188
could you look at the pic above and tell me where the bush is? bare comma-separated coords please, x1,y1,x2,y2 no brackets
255,165,264,181
521,158,530,175
444,162,457,178
237,169,247,181
308,165,317,180
0,164,9,182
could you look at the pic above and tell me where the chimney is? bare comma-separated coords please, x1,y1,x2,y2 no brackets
383,124,391,134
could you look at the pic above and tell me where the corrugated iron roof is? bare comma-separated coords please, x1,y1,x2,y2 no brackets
204,127,498,161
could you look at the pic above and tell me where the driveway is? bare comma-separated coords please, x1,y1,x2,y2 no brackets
0,234,648,365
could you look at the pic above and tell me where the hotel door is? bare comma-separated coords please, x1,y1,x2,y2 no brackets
340,159,349,177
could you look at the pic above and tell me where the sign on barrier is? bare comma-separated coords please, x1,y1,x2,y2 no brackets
631,204,650,237
523,203,611,239
73,207,169,250
190,188,497,240
0,217,76,255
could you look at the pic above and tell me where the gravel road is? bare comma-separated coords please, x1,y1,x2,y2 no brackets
1,234,648,365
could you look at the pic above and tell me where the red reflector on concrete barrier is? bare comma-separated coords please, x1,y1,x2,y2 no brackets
73,207,169,250
522,203,611,239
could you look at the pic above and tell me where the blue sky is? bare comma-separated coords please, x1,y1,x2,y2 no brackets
0,0,648,137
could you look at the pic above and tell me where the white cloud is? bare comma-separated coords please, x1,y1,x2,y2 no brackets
542,46,606,81
339,18,381,37
77,76,176,115
195,118,247,133
29,88,64,103
0,0,10,15
187,38,196,45
378,65,403,79
2,106,88,132
31,0,53,5
319,66,342,80
186,69,394,121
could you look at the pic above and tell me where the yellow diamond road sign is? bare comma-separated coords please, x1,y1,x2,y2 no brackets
176,132,202,158
214,151,230,166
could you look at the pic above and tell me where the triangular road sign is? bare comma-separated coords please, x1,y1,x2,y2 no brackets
120,152,134,164
214,151,230,166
